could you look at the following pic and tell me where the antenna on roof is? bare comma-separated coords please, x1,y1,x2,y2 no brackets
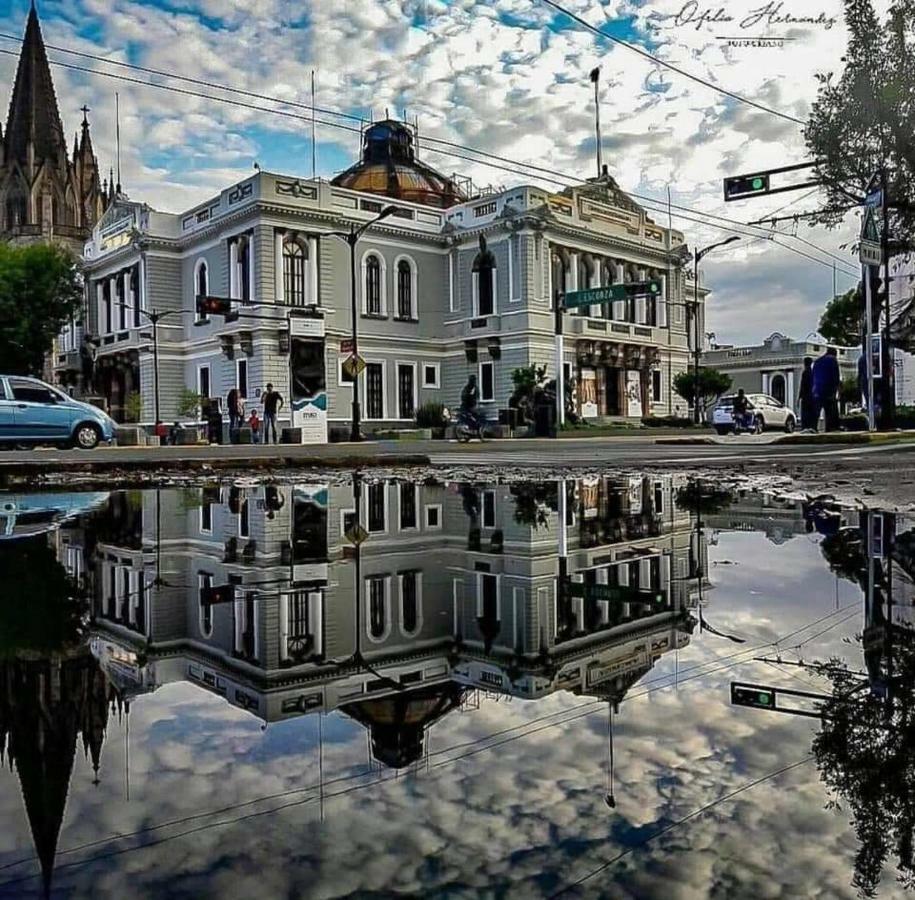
311,70,316,181
414,115,419,159
115,91,122,193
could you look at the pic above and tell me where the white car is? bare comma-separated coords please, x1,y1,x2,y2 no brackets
711,393,797,435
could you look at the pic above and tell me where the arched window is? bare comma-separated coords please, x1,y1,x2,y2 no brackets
365,254,382,316
401,571,420,636
196,260,208,298
368,576,387,640
473,250,496,317
284,239,308,306
397,259,413,319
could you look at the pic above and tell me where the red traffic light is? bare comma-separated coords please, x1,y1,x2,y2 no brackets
196,295,234,318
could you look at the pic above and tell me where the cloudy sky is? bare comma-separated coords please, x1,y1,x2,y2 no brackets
0,0,886,344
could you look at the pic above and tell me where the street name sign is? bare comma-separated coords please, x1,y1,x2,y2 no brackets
563,280,661,309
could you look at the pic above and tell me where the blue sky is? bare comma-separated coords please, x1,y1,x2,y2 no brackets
0,0,874,344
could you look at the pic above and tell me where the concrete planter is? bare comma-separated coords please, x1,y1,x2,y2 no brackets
175,426,203,446
114,426,146,446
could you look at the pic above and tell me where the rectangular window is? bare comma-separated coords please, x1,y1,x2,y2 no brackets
365,363,384,419
237,359,248,398
425,504,442,529
480,362,494,402
198,365,211,400
200,501,213,534
400,483,418,530
367,483,386,533
652,370,662,403
339,357,355,386
239,499,249,538
422,364,440,388
482,490,496,529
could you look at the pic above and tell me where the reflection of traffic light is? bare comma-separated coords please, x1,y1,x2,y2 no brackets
724,173,770,201
196,295,239,322
201,584,234,605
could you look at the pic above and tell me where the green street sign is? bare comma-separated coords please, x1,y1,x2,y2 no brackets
563,281,661,309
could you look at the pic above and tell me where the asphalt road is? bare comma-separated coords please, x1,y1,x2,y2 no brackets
0,433,911,471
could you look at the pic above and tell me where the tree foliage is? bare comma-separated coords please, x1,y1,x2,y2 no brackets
805,0,915,240
673,368,732,416
0,242,83,376
820,286,865,346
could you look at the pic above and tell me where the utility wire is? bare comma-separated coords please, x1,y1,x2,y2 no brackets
0,45,854,276
536,0,807,126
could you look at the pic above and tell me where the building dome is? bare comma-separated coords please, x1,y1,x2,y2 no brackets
331,120,467,209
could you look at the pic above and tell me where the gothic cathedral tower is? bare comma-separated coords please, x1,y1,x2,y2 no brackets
0,3,107,252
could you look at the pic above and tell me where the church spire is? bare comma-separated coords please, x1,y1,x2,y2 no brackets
3,2,68,175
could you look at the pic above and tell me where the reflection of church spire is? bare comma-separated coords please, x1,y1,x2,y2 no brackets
0,648,120,896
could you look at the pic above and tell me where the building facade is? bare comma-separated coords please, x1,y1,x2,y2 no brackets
78,120,704,429
703,332,859,412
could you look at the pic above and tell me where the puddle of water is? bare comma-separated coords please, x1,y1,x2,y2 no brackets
0,477,912,898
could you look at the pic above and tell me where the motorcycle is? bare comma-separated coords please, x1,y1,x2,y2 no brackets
451,408,489,443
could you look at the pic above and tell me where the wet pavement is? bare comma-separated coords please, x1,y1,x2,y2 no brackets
0,476,912,898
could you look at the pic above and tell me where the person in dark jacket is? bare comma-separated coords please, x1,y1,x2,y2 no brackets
798,357,815,431
812,347,841,431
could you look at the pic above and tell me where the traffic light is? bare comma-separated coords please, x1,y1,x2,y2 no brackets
731,683,776,710
723,173,770,201
196,295,239,322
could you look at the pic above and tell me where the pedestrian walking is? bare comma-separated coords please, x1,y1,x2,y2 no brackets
227,388,241,443
262,383,284,444
812,347,841,432
798,357,816,431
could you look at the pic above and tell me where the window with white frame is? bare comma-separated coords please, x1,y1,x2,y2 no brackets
198,365,211,402
283,237,308,306
400,570,421,636
366,575,390,641
422,363,440,388
237,358,249,399
239,498,250,538
198,573,214,637
652,369,662,403
425,504,442,529
472,248,496,317
396,258,414,319
480,362,495,402
366,482,387,533
482,490,496,529
364,254,383,316
399,483,418,530
195,259,209,323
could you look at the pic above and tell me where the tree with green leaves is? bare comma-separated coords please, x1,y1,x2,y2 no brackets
0,242,83,376
673,368,732,418
820,286,865,346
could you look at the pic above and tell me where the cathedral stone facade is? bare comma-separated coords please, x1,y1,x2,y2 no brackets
0,4,108,254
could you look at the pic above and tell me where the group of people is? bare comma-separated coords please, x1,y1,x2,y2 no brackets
798,347,842,432
226,384,284,444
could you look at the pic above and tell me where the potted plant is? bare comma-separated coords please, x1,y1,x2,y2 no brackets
175,388,205,444
416,401,448,439
125,392,143,423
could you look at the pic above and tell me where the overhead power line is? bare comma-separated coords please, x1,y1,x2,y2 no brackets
0,41,854,277
536,0,806,126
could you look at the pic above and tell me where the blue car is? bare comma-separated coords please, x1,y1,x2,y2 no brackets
0,375,116,449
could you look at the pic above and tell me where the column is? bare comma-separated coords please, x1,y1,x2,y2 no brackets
234,598,244,654
658,274,669,328
568,252,579,292
279,593,289,662
247,232,255,302
786,369,796,411
123,270,133,328
589,257,601,317
308,236,319,305
96,282,105,335
275,230,285,305
109,276,120,331
613,262,626,322
762,372,770,395
229,238,239,300
309,592,323,657
139,255,147,314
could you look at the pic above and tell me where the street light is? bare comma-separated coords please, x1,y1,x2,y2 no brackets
327,205,399,442
692,236,740,424
138,308,184,427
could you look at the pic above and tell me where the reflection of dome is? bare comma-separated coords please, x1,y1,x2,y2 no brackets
331,120,467,209
342,683,464,769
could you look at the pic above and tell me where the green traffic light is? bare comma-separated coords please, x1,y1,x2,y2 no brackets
758,692,772,705
752,177,764,190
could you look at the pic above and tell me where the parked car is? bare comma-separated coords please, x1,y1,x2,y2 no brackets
0,491,110,540
0,375,116,449
711,393,796,436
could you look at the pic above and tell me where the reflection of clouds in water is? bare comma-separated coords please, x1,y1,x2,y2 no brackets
0,532,891,899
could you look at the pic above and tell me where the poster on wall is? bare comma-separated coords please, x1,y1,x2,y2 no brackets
580,369,598,419
625,370,643,418
290,337,328,444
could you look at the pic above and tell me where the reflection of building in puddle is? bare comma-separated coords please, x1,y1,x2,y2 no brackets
78,477,697,767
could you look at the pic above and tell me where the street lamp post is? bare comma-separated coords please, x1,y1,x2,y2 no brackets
691,236,740,424
327,206,398,442
139,308,182,427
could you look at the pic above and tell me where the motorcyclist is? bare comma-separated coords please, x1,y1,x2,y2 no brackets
460,375,481,430
733,389,751,432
